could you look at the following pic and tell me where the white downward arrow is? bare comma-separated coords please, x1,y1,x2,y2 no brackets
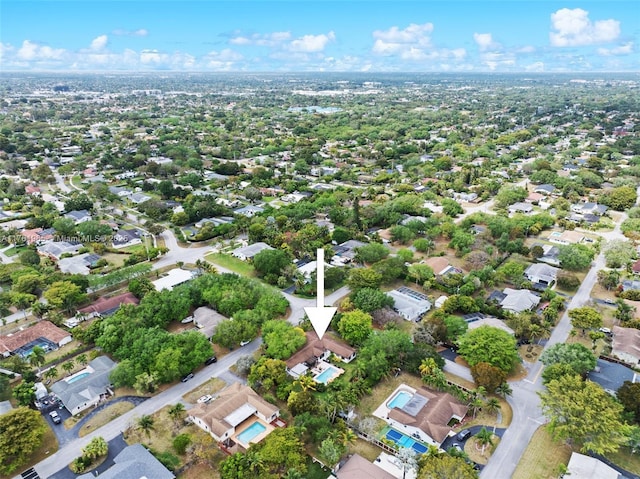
304,248,337,339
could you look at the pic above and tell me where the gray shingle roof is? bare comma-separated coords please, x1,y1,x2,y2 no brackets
77,443,175,479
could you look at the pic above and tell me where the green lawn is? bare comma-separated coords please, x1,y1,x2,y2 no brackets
3,245,28,256
512,426,571,479
205,253,256,277
606,446,640,475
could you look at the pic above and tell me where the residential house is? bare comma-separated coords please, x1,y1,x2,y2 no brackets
526,192,544,204
385,386,468,446
422,257,459,276
533,184,556,195
467,316,515,335
37,241,83,260
612,326,640,365
51,356,116,415
25,185,41,196
500,288,541,313
152,268,194,291
64,209,92,224
192,306,226,339
547,230,585,245
286,331,356,379
57,252,101,275
571,202,608,216
508,202,533,214
536,244,561,266
336,454,396,479
0,320,72,358
524,263,560,288
622,280,640,292
385,286,432,322
112,228,143,249
453,192,478,203
566,453,621,479
331,240,366,265
108,186,133,197
231,242,274,261
187,382,280,449
587,358,638,395
76,291,140,320
234,204,264,217
21,227,54,245
194,216,234,228
128,192,151,204
76,443,175,479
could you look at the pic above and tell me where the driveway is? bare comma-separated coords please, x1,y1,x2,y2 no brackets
48,434,128,479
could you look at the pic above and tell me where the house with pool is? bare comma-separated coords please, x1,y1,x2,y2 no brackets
374,385,468,449
187,382,283,454
285,331,356,384
51,356,116,415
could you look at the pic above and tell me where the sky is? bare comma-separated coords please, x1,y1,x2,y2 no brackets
0,1,638,73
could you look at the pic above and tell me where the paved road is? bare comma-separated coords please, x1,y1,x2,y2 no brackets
480,248,607,479
27,340,262,479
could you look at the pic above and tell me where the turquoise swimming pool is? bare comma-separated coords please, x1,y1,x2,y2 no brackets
388,391,412,409
315,366,339,384
237,421,266,444
66,372,91,384
382,427,428,454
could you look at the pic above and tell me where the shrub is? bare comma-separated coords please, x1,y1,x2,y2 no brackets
172,434,191,455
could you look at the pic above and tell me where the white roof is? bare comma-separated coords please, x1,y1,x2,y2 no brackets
567,453,620,479
224,403,257,427
152,269,194,291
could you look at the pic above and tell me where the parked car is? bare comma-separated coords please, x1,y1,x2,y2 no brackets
240,339,251,347
456,429,471,441
181,373,194,382
49,410,61,424
197,394,213,404
204,356,217,365
450,443,463,452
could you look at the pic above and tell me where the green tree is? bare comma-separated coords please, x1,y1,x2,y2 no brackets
82,436,108,459
540,343,597,375
457,326,519,374
337,309,373,346
262,320,306,360
0,407,47,475
28,345,46,371
318,437,345,467
347,267,383,291
418,454,478,479
253,426,307,477
355,243,390,264
212,319,258,349
617,381,640,423
253,249,291,278
470,362,507,394
136,415,155,442
43,280,87,313
600,185,637,211
351,287,394,313
568,307,602,336
419,357,448,390
248,357,288,393
474,427,494,455
558,244,595,271
539,374,632,454
62,360,75,376
13,381,36,406
168,403,186,430
603,239,637,269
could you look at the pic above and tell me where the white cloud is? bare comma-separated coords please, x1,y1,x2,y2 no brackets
473,33,499,51
597,42,634,56
16,40,65,61
525,62,545,72
113,28,148,37
229,31,291,47
90,35,108,51
372,23,434,55
550,8,620,47
288,31,335,52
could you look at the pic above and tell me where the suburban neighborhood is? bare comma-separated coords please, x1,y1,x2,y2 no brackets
0,70,638,479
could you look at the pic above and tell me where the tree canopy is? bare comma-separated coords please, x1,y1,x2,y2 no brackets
457,326,519,373
540,343,597,376
0,406,47,475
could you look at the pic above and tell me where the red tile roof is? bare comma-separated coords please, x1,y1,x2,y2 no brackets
0,321,71,355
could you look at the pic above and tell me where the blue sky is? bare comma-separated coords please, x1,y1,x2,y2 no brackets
1,1,638,72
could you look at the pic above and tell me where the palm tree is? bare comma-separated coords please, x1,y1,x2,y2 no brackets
31,302,50,319
168,403,186,430
76,353,88,367
28,346,46,373
136,415,155,443
62,360,75,376
44,367,58,381
475,427,494,455
485,397,501,417
495,382,512,399
469,397,484,419
296,375,317,393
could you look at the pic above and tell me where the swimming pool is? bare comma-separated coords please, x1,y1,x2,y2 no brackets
237,421,266,444
388,391,412,409
66,372,91,384
315,366,339,384
384,427,428,454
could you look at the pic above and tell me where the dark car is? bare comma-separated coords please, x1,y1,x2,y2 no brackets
456,429,471,441
204,356,217,365
181,373,194,382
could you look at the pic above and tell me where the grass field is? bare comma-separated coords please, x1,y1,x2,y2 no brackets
205,253,256,277
606,446,640,475
78,402,135,437
512,425,571,479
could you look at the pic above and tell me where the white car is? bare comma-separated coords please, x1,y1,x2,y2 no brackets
197,394,213,404
240,339,251,347
49,410,61,424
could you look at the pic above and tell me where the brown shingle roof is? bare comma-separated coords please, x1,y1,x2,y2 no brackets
0,320,71,355
388,387,468,444
188,383,279,439
285,331,355,369
422,257,450,275
337,454,396,479
77,292,139,316
613,326,640,361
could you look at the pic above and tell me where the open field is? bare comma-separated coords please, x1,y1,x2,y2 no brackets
182,377,227,404
205,253,256,277
78,401,135,437
512,425,571,479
